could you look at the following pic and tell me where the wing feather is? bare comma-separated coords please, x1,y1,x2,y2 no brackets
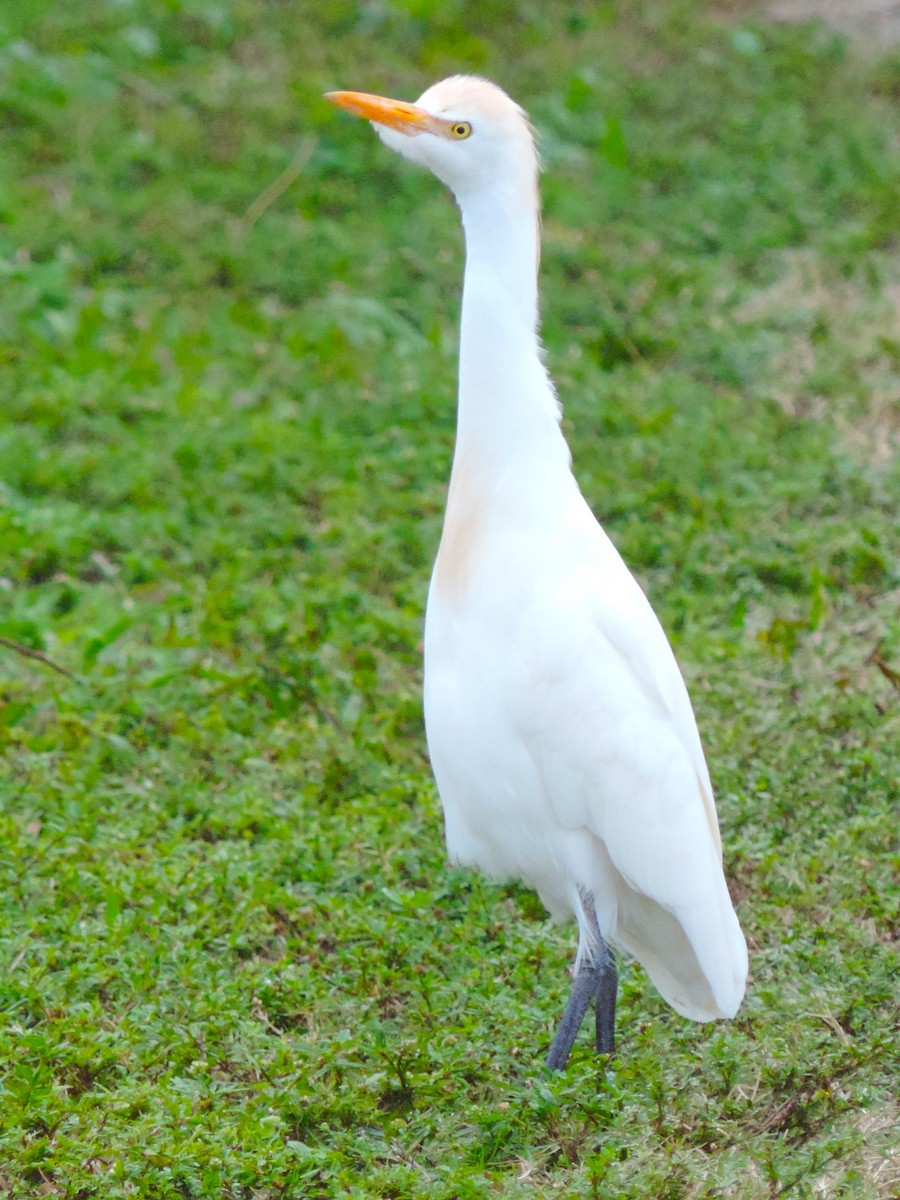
513,527,746,1017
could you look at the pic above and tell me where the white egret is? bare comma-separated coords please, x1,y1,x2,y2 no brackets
325,77,748,1070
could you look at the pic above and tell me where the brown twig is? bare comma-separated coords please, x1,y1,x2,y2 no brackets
867,646,900,691
237,136,317,234
117,69,174,108
0,636,76,679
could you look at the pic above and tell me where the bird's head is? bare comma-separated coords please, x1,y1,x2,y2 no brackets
325,75,537,204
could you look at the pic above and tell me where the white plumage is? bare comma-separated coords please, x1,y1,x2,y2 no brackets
326,76,748,1067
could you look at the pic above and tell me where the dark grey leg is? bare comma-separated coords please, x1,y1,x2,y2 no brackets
546,959,600,1071
594,937,617,1057
546,895,617,1071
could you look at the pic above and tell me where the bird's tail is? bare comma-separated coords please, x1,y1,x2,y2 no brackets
607,864,747,1021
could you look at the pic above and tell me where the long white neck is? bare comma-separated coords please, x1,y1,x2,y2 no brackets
453,181,568,467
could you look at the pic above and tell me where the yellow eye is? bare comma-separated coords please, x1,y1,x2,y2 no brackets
449,121,472,140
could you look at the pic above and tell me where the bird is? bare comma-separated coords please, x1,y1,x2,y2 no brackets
325,76,748,1071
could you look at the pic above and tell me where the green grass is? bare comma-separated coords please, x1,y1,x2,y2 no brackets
1,1,899,1196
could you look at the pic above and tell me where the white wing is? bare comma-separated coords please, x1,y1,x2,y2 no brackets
426,483,747,1022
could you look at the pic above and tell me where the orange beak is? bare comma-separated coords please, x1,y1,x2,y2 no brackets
324,89,435,137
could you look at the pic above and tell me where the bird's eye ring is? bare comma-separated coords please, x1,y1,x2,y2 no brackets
449,121,472,140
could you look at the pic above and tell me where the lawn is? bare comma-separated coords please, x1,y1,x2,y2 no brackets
0,1,898,1196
